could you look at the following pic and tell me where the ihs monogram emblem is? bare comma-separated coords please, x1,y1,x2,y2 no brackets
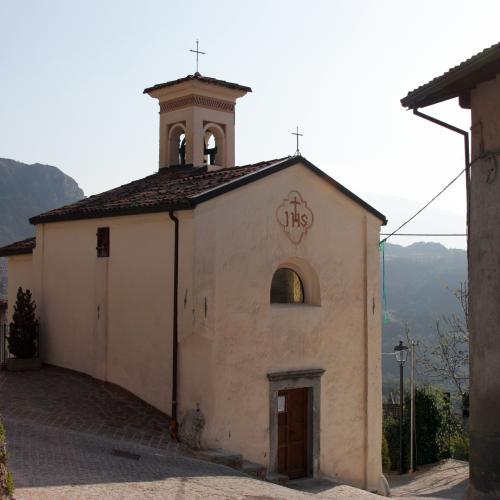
276,190,314,244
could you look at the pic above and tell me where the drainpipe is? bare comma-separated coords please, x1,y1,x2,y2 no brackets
169,210,179,440
412,109,471,260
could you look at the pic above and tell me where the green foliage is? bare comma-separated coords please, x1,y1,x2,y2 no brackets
0,420,14,499
383,415,400,471
8,287,39,359
5,471,13,497
404,387,443,465
381,433,391,472
450,433,469,461
384,386,469,471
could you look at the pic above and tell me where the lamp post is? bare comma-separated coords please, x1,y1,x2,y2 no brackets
394,340,409,474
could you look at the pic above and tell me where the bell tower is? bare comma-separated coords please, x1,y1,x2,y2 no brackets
144,73,251,170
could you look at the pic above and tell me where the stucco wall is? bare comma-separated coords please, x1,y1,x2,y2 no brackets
469,74,500,494
30,213,177,412
178,162,383,489
6,255,34,322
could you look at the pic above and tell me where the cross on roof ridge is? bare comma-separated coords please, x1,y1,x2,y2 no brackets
189,39,206,74
292,126,303,156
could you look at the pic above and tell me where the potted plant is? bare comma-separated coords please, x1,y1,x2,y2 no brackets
6,287,41,371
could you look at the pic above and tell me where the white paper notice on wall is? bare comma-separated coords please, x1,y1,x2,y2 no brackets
277,395,286,413
276,190,314,244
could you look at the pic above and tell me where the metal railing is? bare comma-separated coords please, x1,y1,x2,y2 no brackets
0,323,7,368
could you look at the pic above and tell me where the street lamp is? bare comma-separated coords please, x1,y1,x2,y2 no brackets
394,340,408,474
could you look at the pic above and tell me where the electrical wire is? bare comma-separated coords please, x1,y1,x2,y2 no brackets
380,167,467,244
380,233,466,237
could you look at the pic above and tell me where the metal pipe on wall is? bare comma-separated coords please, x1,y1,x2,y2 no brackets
412,109,471,261
169,210,179,440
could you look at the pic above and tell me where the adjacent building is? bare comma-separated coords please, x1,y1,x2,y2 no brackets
402,42,500,500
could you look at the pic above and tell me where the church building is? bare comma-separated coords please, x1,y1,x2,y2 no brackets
0,71,387,491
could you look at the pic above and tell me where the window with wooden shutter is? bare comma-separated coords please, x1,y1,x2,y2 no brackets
96,227,110,257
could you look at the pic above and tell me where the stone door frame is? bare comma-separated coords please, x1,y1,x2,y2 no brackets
267,368,325,478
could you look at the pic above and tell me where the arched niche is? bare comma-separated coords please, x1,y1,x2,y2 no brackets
168,123,187,166
203,123,225,166
270,257,321,306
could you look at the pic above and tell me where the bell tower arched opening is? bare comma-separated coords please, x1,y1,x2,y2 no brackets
168,124,187,166
203,123,225,167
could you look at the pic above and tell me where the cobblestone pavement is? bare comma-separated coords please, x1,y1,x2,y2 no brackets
0,365,174,451
1,366,383,499
388,460,469,499
5,418,380,499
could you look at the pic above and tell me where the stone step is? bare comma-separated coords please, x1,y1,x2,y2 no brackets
191,448,243,470
265,472,289,486
241,459,267,479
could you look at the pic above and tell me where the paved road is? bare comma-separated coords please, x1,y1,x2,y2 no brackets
1,367,381,499
0,366,468,499
388,460,469,500
5,418,379,499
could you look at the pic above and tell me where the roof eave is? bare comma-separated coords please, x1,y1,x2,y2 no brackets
0,237,36,257
191,156,388,225
28,158,387,227
29,201,194,225
401,46,500,109
0,247,34,257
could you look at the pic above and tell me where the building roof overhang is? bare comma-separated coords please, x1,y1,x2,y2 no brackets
0,237,36,257
143,73,252,98
401,42,500,109
26,156,387,226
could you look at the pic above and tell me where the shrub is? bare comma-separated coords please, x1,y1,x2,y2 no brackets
405,387,444,466
0,421,14,499
450,433,469,461
384,386,466,472
383,415,400,471
8,287,39,359
381,433,391,472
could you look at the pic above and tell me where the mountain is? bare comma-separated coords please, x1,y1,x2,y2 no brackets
0,158,84,297
362,193,467,250
381,242,467,390
0,158,84,246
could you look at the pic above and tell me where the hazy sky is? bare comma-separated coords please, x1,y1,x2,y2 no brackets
2,1,499,248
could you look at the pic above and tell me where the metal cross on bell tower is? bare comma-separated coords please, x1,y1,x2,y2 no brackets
292,126,303,156
189,39,206,74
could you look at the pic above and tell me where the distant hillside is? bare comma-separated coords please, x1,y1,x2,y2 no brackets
382,242,467,388
362,193,467,250
0,158,84,297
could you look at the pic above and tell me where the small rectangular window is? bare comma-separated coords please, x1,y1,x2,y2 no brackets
96,227,110,257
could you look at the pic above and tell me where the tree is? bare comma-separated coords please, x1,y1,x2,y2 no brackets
8,287,39,359
418,282,469,397
383,386,466,470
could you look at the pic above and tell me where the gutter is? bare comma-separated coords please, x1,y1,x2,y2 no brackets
168,210,179,440
411,108,471,260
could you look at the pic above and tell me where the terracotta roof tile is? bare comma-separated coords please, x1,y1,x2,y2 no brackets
401,41,500,108
143,73,252,94
29,159,289,224
23,156,386,226
0,237,36,257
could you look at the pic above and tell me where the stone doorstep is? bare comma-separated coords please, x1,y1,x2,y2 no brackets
241,459,267,479
188,448,272,482
265,472,289,486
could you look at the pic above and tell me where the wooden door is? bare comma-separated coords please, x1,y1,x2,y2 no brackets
277,387,309,479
